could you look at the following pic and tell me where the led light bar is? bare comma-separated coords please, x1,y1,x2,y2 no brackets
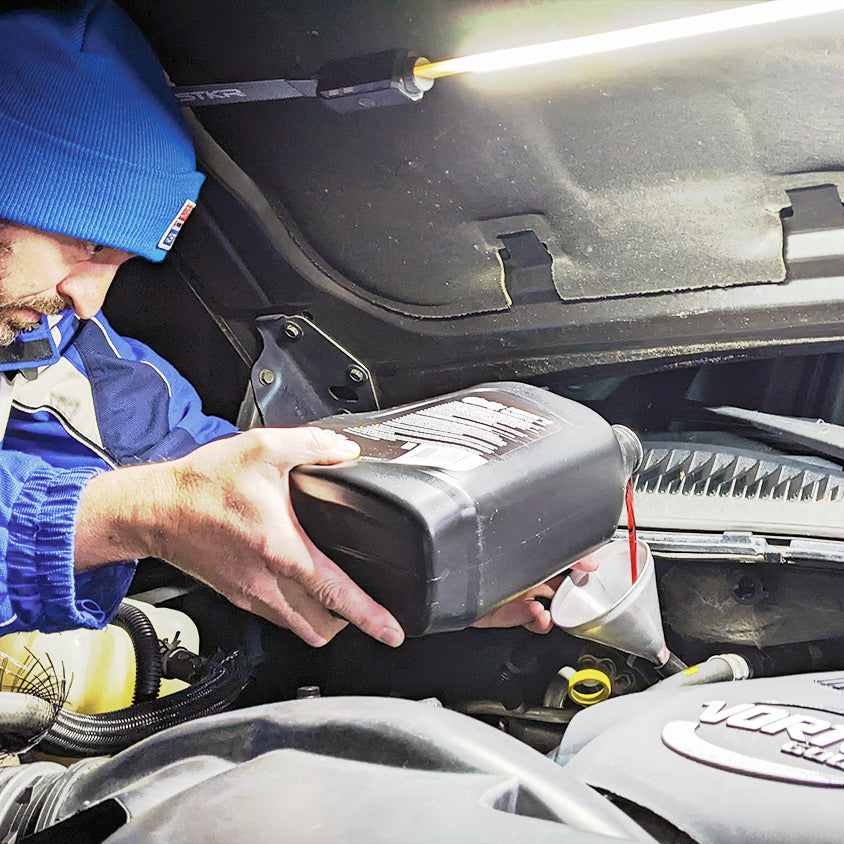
414,0,844,80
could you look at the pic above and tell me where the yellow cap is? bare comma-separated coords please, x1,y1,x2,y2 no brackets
568,668,612,706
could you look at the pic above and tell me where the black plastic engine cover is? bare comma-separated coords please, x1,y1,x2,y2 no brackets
558,671,844,844
19,698,653,843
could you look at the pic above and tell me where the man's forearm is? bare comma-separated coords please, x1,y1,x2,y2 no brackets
68,428,406,649
74,462,177,570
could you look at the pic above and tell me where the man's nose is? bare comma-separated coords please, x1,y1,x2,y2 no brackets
56,265,119,320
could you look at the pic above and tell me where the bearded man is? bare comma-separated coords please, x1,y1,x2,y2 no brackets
0,1,566,651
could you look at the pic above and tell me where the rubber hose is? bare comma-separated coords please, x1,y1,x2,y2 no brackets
650,653,751,691
36,651,249,757
111,602,162,704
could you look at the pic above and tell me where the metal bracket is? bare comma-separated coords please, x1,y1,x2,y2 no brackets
251,315,378,426
627,528,844,567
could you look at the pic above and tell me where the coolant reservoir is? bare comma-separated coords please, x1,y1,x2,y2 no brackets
0,599,198,714
291,382,640,636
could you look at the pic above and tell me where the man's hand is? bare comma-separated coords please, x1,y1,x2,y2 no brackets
471,577,563,634
472,553,602,634
75,427,405,649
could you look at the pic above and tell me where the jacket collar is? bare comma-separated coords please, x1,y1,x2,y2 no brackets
0,312,78,373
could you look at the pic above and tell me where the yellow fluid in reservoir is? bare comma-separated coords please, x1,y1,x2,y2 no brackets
0,599,199,714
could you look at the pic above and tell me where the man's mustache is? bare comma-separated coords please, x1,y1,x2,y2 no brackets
0,293,68,317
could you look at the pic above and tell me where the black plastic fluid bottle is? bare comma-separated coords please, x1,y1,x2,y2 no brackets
290,382,641,636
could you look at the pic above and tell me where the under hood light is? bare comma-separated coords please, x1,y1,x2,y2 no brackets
172,0,844,112
414,0,844,81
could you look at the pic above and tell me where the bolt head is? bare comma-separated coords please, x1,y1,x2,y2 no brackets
258,368,275,386
347,366,367,383
283,322,303,340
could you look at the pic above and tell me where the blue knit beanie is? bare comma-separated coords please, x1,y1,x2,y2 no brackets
0,1,204,262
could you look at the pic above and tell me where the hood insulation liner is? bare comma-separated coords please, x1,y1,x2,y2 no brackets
131,0,844,319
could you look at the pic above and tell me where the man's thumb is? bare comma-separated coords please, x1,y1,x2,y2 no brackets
296,427,361,464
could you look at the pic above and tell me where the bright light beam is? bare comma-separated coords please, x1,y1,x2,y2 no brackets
414,0,844,80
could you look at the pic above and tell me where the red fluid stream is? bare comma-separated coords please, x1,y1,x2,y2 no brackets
626,477,637,583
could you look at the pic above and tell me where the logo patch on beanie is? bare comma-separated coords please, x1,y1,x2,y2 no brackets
158,200,196,251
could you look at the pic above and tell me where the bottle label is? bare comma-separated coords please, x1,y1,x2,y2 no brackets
338,393,559,472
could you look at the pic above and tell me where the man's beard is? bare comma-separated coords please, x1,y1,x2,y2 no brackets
0,293,68,346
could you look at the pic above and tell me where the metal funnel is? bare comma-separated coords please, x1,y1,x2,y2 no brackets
551,539,669,666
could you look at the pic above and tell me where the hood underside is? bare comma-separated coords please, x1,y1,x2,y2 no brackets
110,0,844,405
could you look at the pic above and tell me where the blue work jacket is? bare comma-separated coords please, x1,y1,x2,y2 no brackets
0,311,236,633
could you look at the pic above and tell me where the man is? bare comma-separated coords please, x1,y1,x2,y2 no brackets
0,0,563,652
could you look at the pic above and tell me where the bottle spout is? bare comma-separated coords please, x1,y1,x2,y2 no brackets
612,424,643,479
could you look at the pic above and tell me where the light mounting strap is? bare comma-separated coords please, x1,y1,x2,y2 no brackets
171,49,429,113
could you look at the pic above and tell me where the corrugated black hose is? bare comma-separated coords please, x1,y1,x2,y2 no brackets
110,602,161,704
36,651,250,757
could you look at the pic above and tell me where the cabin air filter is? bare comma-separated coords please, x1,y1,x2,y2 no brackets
290,382,642,636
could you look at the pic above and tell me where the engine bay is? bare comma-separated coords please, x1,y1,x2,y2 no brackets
1,356,844,843
3,0,844,840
